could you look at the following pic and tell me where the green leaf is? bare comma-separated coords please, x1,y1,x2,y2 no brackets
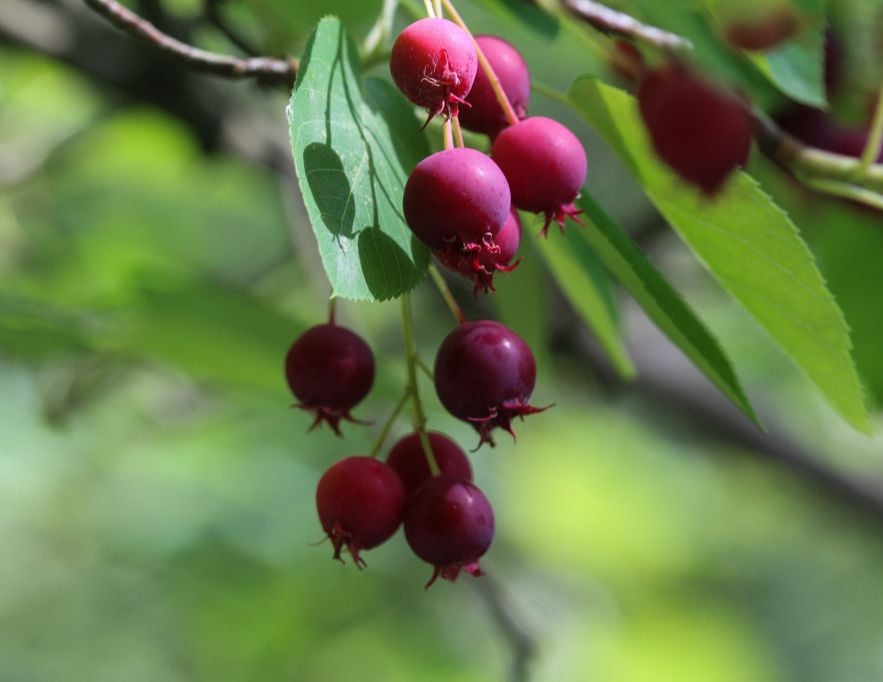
569,77,870,432
748,0,827,107
536,224,635,379
289,17,430,301
576,194,757,422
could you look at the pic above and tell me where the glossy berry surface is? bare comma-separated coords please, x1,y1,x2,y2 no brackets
284,323,375,435
443,208,522,295
390,18,477,125
404,475,494,587
386,431,473,499
404,148,511,275
458,35,530,137
491,117,587,235
316,456,406,568
434,320,545,447
638,65,752,195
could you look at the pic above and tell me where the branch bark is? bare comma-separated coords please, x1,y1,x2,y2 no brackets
83,0,297,87
563,0,692,50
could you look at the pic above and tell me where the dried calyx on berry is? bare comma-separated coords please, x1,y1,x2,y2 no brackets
434,320,547,447
403,148,514,292
638,63,752,195
316,456,405,567
404,475,494,588
491,117,587,236
390,18,477,128
284,322,375,435
441,208,522,295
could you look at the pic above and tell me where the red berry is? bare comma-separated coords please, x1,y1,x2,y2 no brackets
386,431,473,499
441,207,522,295
610,40,645,83
390,18,477,126
284,323,375,435
434,320,546,447
491,117,587,235
404,147,511,279
316,456,406,568
404,475,494,588
724,7,800,51
638,65,752,195
458,35,530,137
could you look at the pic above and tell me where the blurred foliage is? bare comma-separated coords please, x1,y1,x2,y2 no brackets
1,1,883,681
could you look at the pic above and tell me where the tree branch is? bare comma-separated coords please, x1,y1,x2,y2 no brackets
563,0,692,50
472,574,537,682
82,0,297,87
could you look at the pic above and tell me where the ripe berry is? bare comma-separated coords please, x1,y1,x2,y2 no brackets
316,456,406,567
404,148,511,280
284,323,375,435
441,208,522,295
458,35,530,137
386,431,473,499
390,18,478,126
491,117,587,235
404,475,494,587
638,64,752,195
434,320,545,447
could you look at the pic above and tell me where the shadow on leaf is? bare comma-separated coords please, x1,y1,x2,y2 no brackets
302,142,356,239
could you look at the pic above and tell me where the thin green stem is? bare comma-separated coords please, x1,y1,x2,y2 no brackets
370,388,411,457
327,297,337,323
401,294,440,475
452,114,465,148
415,355,434,381
428,264,466,324
800,175,883,211
433,0,442,17
531,80,572,107
441,0,519,126
422,0,436,18
443,117,454,150
858,85,883,174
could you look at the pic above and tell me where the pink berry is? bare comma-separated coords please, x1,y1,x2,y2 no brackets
434,320,546,447
404,475,494,588
404,147,511,279
284,323,374,435
386,431,473,499
638,64,752,195
441,207,522,295
316,456,406,568
390,18,478,126
458,35,530,137
491,117,587,235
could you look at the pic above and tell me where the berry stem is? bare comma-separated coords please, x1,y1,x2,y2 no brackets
452,114,465,148
327,297,337,324
401,293,441,476
433,0,442,18
422,0,436,18
428,263,467,324
858,84,883,174
443,117,454,151
370,388,412,457
440,0,520,127
415,355,434,381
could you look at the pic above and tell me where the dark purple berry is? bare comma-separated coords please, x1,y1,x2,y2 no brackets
458,35,530,137
404,475,494,588
638,64,752,195
285,323,375,435
491,117,587,235
386,431,473,499
441,207,522,295
404,148,511,279
434,320,545,447
316,456,405,568
390,18,478,127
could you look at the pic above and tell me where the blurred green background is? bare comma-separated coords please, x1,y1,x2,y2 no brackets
1,1,883,680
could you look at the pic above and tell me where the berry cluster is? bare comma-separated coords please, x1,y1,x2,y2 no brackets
392,17,588,293
284,9,594,588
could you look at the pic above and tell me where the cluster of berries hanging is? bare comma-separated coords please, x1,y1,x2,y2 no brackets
284,7,594,587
